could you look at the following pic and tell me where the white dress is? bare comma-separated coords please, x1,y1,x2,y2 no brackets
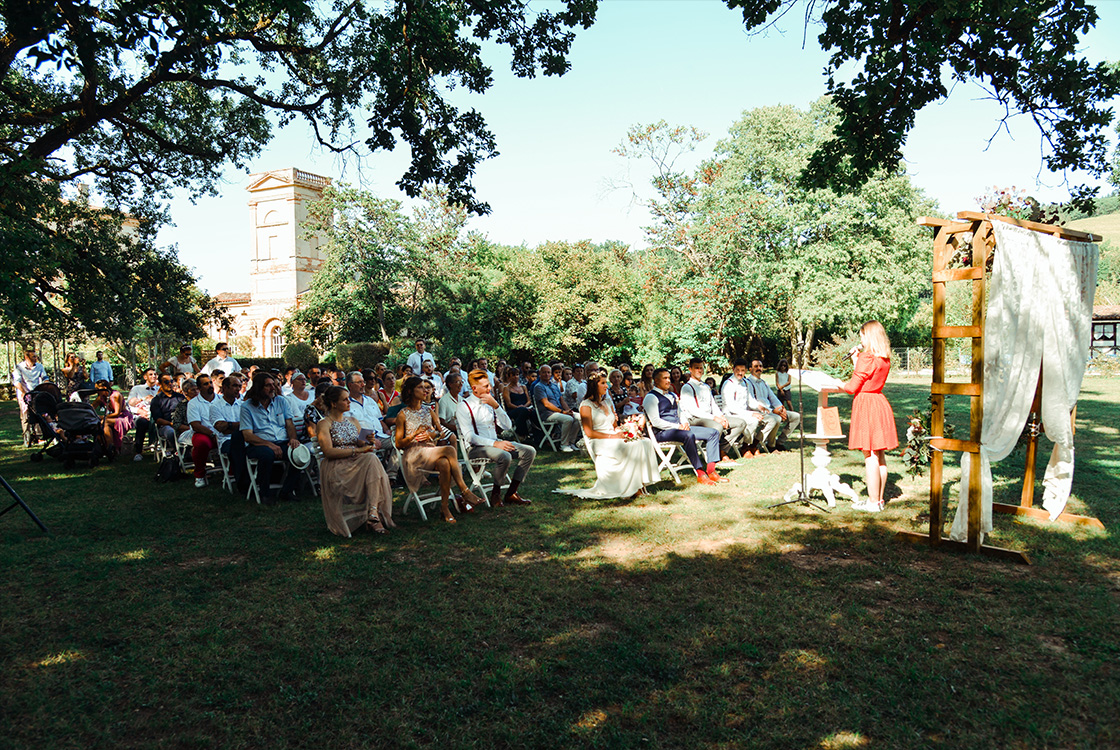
556,399,660,499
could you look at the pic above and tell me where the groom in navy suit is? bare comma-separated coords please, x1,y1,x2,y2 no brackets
641,368,725,485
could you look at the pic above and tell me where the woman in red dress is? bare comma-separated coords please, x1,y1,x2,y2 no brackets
840,320,898,512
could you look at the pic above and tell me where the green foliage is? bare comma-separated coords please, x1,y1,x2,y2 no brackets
620,99,937,367
900,407,955,478
235,357,285,372
335,343,391,372
281,341,319,371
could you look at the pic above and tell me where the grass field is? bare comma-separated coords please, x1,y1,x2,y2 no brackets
1069,211,1120,250
2,377,1118,749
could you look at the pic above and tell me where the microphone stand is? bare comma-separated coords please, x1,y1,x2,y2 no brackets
768,337,830,513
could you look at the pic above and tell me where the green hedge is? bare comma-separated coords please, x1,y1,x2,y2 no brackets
282,341,319,370
335,342,391,371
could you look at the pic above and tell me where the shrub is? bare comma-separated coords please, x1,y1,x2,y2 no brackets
235,357,285,372
282,341,318,371
335,342,391,371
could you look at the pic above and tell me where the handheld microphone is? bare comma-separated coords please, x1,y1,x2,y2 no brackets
848,344,863,357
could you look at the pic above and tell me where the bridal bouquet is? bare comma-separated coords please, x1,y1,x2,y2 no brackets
617,416,643,442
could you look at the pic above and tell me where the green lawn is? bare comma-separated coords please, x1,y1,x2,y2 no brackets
2,377,1118,749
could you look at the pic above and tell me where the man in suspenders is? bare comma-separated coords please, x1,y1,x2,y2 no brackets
458,369,538,507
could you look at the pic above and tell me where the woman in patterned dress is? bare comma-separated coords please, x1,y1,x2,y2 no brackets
395,376,483,523
316,386,394,536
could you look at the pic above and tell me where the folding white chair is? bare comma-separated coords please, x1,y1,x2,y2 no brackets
645,421,692,485
389,439,445,521
245,455,286,505
456,428,501,501
533,403,564,452
217,448,235,494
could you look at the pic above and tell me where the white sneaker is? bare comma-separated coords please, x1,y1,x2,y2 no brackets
194,478,207,488
133,454,143,462
560,444,575,452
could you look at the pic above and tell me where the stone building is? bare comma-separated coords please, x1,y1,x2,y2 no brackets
208,168,330,357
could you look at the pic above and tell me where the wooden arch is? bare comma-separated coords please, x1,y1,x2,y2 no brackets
896,212,1104,565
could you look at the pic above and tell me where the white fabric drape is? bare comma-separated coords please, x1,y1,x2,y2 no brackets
950,221,1097,542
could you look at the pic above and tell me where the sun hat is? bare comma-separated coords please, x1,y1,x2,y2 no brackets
289,442,312,470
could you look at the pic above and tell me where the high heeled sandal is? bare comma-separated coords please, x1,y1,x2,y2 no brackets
366,514,388,534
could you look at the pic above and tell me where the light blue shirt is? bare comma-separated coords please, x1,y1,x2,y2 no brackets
239,397,292,443
90,360,114,384
533,380,564,414
210,396,242,447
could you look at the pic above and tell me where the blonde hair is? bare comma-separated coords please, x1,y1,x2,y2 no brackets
467,368,490,387
860,320,891,359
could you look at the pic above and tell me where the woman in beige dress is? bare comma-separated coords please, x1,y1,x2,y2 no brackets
395,376,483,523
316,385,394,537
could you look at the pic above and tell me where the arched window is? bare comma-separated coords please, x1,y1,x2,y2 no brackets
270,326,286,358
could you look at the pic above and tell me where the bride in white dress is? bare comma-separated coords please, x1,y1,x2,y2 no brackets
557,373,660,499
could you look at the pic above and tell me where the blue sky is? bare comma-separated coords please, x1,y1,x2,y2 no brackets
161,0,1120,294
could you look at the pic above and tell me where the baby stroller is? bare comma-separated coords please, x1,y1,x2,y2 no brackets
26,384,105,468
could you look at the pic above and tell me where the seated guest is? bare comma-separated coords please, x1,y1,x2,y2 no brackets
532,364,582,452
443,357,463,381
127,367,160,460
346,371,391,443
607,369,628,413
305,365,323,387
584,360,600,378
721,359,765,454
201,342,242,376
746,359,801,450
638,365,654,397
518,360,534,386
150,373,186,453
303,379,333,441
500,366,534,438
669,365,684,396
458,369,537,508
376,370,399,413
680,358,751,460
92,379,133,458
563,364,587,411
211,374,245,488
774,358,793,410
642,368,722,485
172,377,197,437
419,358,445,398
438,372,464,434
475,356,497,388
284,371,313,429
316,385,393,536
396,376,484,523
622,385,643,417
560,372,659,499
187,374,219,488
240,373,302,504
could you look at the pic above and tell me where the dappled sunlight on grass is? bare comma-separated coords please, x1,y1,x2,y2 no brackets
30,650,85,668
571,706,611,734
307,546,337,562
101,547,149,562
819,731,870,749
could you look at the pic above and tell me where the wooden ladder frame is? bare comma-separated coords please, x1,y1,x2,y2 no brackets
896,212,1103,565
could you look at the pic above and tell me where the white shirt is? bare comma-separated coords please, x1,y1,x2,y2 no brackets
209,395,243,447
201,355,242,376
345,394,388,438
641,387,683,432
746,375,781,411
284,391,312,419
127,384,159,417
186,393,217,433
563,378,587,410
168,355,197,375
420,371,445,398
720,376,757,418
456,394,511,448
680,377,724,421
438,390,460,424
406,350,436,374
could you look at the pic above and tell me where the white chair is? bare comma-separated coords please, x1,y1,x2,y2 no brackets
245,454,286,505
217,448,236,494
533,402,564,452
456,428,501,501
645,420,695,485
390,438,445,521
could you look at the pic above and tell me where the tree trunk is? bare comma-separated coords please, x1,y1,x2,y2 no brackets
376,298,389,342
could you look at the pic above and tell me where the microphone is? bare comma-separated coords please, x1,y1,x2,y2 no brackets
848,344,863,357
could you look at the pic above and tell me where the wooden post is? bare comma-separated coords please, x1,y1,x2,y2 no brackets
1020,373,1044,508
929,226,950,544
966,221,989,553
